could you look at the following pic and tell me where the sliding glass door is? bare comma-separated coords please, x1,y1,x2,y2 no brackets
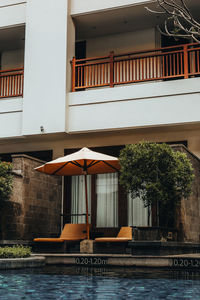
96,173,118,227
71,175,91,224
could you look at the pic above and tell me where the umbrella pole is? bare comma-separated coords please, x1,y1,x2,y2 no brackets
84,173,89,240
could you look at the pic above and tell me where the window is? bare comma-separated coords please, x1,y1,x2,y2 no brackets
71,175,91,224
96,173,118,227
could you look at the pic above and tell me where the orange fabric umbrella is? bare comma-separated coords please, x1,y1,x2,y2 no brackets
35,147,120,239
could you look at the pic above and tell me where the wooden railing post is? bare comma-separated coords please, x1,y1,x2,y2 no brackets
0,68,24,98
22,71,24,97
71,56,76,92
183,45,189,79
109,51,114,87
71,42,196,91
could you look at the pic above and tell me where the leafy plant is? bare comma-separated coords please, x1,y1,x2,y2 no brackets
0,245,31,258
0,161,13,204
119,142,194,226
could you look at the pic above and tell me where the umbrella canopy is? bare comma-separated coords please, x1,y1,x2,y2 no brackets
35,147,121,239
35,147,120,175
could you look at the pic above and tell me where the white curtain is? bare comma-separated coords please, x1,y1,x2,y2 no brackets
128,194,151,226
96,173,118,227
71,175,91,224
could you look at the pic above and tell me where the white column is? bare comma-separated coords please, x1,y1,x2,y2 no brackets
23,0,71,135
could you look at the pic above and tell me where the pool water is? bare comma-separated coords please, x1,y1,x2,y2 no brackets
0,266,200,300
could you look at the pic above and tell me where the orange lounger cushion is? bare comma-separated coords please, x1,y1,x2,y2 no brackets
34,223,91,243
95,237,131,242
33,238,64,243
59,223,90,240
95,227,132,243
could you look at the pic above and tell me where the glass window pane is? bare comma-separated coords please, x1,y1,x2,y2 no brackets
71,175,91,224
128,194,151,226
96,173,118,227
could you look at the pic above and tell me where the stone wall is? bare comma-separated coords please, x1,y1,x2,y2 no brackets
172,145,200,243
0,154,62,241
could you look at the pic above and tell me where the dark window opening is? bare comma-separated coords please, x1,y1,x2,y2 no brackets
0,150,53,162
75,41,86,60
75,41,86,90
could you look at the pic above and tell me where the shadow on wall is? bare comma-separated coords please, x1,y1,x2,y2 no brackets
172,145,200,243
0,154,62,241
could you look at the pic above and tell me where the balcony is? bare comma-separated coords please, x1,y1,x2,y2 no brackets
71,43,200,92
0,68,24,99
0,25,24,100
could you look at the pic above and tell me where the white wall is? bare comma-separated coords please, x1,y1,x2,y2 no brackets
1,119,200,157
0,98,22,138
68,78,200,133
0,0,26,7
86,28,155,57
22,0,71,135
0,112,22,138
1,48,24,69
0,2,26,28
66,0,75,131
71,0,152,16
0,2,26,139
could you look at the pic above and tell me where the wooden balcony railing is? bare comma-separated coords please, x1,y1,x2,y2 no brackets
71,43,200,92
0,68,24,99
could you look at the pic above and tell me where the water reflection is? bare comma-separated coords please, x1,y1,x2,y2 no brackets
0,266,200,300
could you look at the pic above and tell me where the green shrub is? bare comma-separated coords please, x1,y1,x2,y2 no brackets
0,245,31,258
0,161,13,205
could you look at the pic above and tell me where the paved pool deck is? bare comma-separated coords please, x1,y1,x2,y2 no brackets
0,256,45,270
35,253,200,269
1,253,200,270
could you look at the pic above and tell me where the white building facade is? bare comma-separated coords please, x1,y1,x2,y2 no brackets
0,0,200,230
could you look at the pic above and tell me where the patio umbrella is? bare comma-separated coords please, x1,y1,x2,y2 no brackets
35,147,121,239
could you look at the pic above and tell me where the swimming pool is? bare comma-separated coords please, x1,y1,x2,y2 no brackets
0,266,200,299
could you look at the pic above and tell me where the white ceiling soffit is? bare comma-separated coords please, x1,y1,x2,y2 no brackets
71,0,154,17
73,0,200,40
0,25,25,52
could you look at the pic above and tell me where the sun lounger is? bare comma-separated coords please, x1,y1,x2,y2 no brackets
34,223,90,243
95,226,132,242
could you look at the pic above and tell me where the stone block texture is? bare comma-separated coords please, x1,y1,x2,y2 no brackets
172,145,200,243
0,154,62,241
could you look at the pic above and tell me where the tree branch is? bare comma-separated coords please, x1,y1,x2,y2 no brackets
146,0,200,43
